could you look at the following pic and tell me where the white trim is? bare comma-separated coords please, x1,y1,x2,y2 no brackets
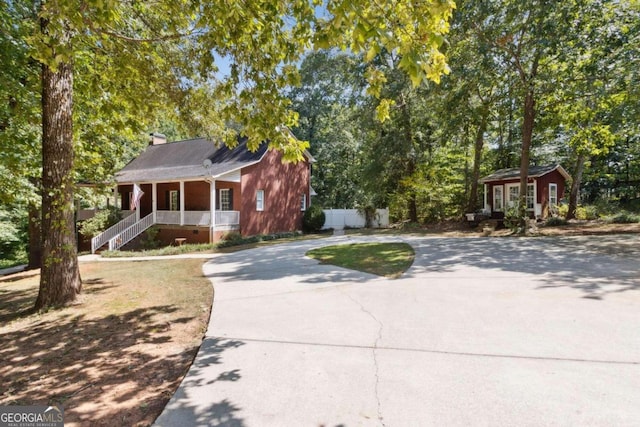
300,193,307,211
179,181,185,225
483,183,489,212
152,182,157,223
210,179,216,241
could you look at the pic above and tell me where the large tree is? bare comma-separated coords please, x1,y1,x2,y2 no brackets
13,0,455,309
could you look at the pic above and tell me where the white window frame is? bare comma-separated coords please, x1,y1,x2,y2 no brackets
526,184,535,210
549,183,558,207
506,183,519,208
300,193,307,211
169,190,179,211
256,189,264,211
493,185,504,212
505,183,535,211
219,188,231,211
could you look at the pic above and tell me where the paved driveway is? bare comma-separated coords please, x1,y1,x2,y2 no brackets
155,234,640,426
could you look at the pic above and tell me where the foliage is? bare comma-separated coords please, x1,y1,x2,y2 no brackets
77,207,123,238
356,203,379,228
609,212,640,224
503,203,528,232
140,227,161,250
303,205,326,232
544,217,568,227
0,210,24,259
306,242,415,278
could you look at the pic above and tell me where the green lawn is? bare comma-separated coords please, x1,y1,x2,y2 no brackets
306,242,415,278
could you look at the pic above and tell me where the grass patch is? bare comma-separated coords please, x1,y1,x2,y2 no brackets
0,259,213,426
306,242,415,278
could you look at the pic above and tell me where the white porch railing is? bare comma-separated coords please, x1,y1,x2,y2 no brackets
91,211,136,254
155,210,239,226
108,213,155,251
156,211,180,224
216,210,240,225
184,211,211,226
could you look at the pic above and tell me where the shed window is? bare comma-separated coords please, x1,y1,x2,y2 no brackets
493,186,503,212
526,184,535,210
549,183,558,207
300,194,307,211
256,190,264,211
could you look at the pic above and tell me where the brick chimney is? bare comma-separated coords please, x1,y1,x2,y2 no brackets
149,132,167,145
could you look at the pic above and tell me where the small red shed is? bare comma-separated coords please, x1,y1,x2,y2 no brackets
480,165,571,220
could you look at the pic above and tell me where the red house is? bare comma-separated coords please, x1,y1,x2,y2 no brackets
91,134,315,253
479,164,571,220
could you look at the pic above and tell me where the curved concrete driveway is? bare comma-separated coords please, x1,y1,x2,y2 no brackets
155,234,640,426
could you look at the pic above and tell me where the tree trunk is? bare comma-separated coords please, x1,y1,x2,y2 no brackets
518,87,535,231
567,153,586,220
467,113,488,213
34,18,81,310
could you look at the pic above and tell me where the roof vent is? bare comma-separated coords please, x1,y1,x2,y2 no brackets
149,132,167,146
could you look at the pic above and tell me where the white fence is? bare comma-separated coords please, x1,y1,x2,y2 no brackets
322,208,389,230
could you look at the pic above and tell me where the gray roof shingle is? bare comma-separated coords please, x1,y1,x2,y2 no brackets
115,137,268,183
480,164,570,183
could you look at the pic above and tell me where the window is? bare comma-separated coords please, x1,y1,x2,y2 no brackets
549,183,558,207
219,189,231,211
300,193,307,211
526,184,535,210
169,190,179,211
508,185,519,207
256,190,264,211
493,185,503,211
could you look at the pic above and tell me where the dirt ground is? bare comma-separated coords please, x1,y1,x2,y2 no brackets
0,259,213,426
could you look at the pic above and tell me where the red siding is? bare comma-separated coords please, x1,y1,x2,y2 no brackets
240,149,310,236
485,170,567,219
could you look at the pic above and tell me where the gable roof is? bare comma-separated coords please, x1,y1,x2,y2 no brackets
480,164,571,183
115,137,269,183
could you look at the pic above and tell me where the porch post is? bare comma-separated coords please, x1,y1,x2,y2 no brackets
179,181,185,226
210,179,216,242
135,183,140,222
152,182,157,223
484,184,489,212
114,185,119,210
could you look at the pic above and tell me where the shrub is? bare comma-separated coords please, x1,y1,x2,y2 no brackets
140,226,160,249
545,217,568,227
503,203,528,232
574,205,599,220
78,206,122,238
303,204,325,232
610,212,640,224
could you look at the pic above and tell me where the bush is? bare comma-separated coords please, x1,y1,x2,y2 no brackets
545,217,568,227
78,206,122,238
575,205,599,220
140,226,160,249
610,212,640,224
503,203,528,232
303,205,325,232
